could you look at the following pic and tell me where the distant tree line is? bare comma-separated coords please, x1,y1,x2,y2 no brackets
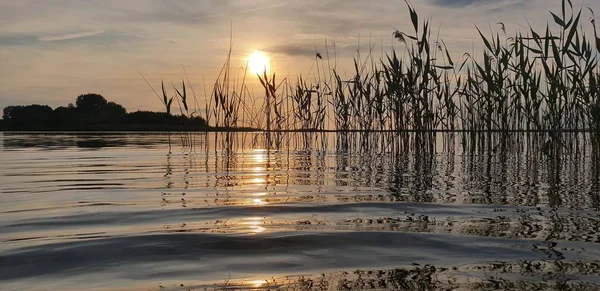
1,93,207,130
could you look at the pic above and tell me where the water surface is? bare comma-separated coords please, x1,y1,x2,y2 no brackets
1,132,599,291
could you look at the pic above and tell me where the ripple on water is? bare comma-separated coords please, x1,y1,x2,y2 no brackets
0,132,599,290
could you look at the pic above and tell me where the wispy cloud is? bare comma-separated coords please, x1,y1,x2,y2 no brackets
0,35,38,46
267,44,318,57
428,0,498,7
38,29,104,42
266,42,358,58
114,0,289,26
242,2,289,13
428,0,529,12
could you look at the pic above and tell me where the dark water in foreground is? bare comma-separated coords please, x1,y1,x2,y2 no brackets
1,132,599,291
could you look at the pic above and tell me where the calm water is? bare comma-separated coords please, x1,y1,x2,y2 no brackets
1,132,599,291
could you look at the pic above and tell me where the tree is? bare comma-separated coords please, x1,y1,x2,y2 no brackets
2,93,208,130
2,105,54,126
105,102,126,116
98,101,127,123
54,106,78,126
125,111,171,124
3,106,16,120
76,93,107,113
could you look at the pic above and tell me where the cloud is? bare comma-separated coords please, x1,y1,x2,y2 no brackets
244,2,289,13
266,44,317,57
39,29,104,42
0,35,38,46
427,0,529,12
0,30,138,51
265,42,363,60
114,0,289,26
428,0,498,7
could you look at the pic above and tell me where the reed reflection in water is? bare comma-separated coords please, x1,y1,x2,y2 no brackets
0,131,599,291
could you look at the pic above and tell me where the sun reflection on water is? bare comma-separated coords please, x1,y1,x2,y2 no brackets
242,217,266,234
248,279,267,288
252,149,267,163
248,177,266,185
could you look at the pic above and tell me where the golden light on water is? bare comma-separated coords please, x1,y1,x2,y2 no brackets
247,51,270,75
252,149,267,162
248,177,266,185
248,280,267,288
243,217,266,234
252,198,267,205
250,225,266,233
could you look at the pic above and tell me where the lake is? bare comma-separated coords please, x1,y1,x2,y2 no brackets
1,132,599,291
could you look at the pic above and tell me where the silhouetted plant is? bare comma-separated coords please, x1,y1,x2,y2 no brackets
146,0,599,147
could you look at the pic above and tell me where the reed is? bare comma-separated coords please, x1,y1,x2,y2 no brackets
152,0,599,152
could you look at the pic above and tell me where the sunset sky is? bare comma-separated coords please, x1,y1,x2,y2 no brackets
1,0,599,113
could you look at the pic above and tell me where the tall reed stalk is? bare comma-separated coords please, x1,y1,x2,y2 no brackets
152,0,600,151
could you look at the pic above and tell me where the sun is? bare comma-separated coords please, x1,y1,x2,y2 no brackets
247,51,270,75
